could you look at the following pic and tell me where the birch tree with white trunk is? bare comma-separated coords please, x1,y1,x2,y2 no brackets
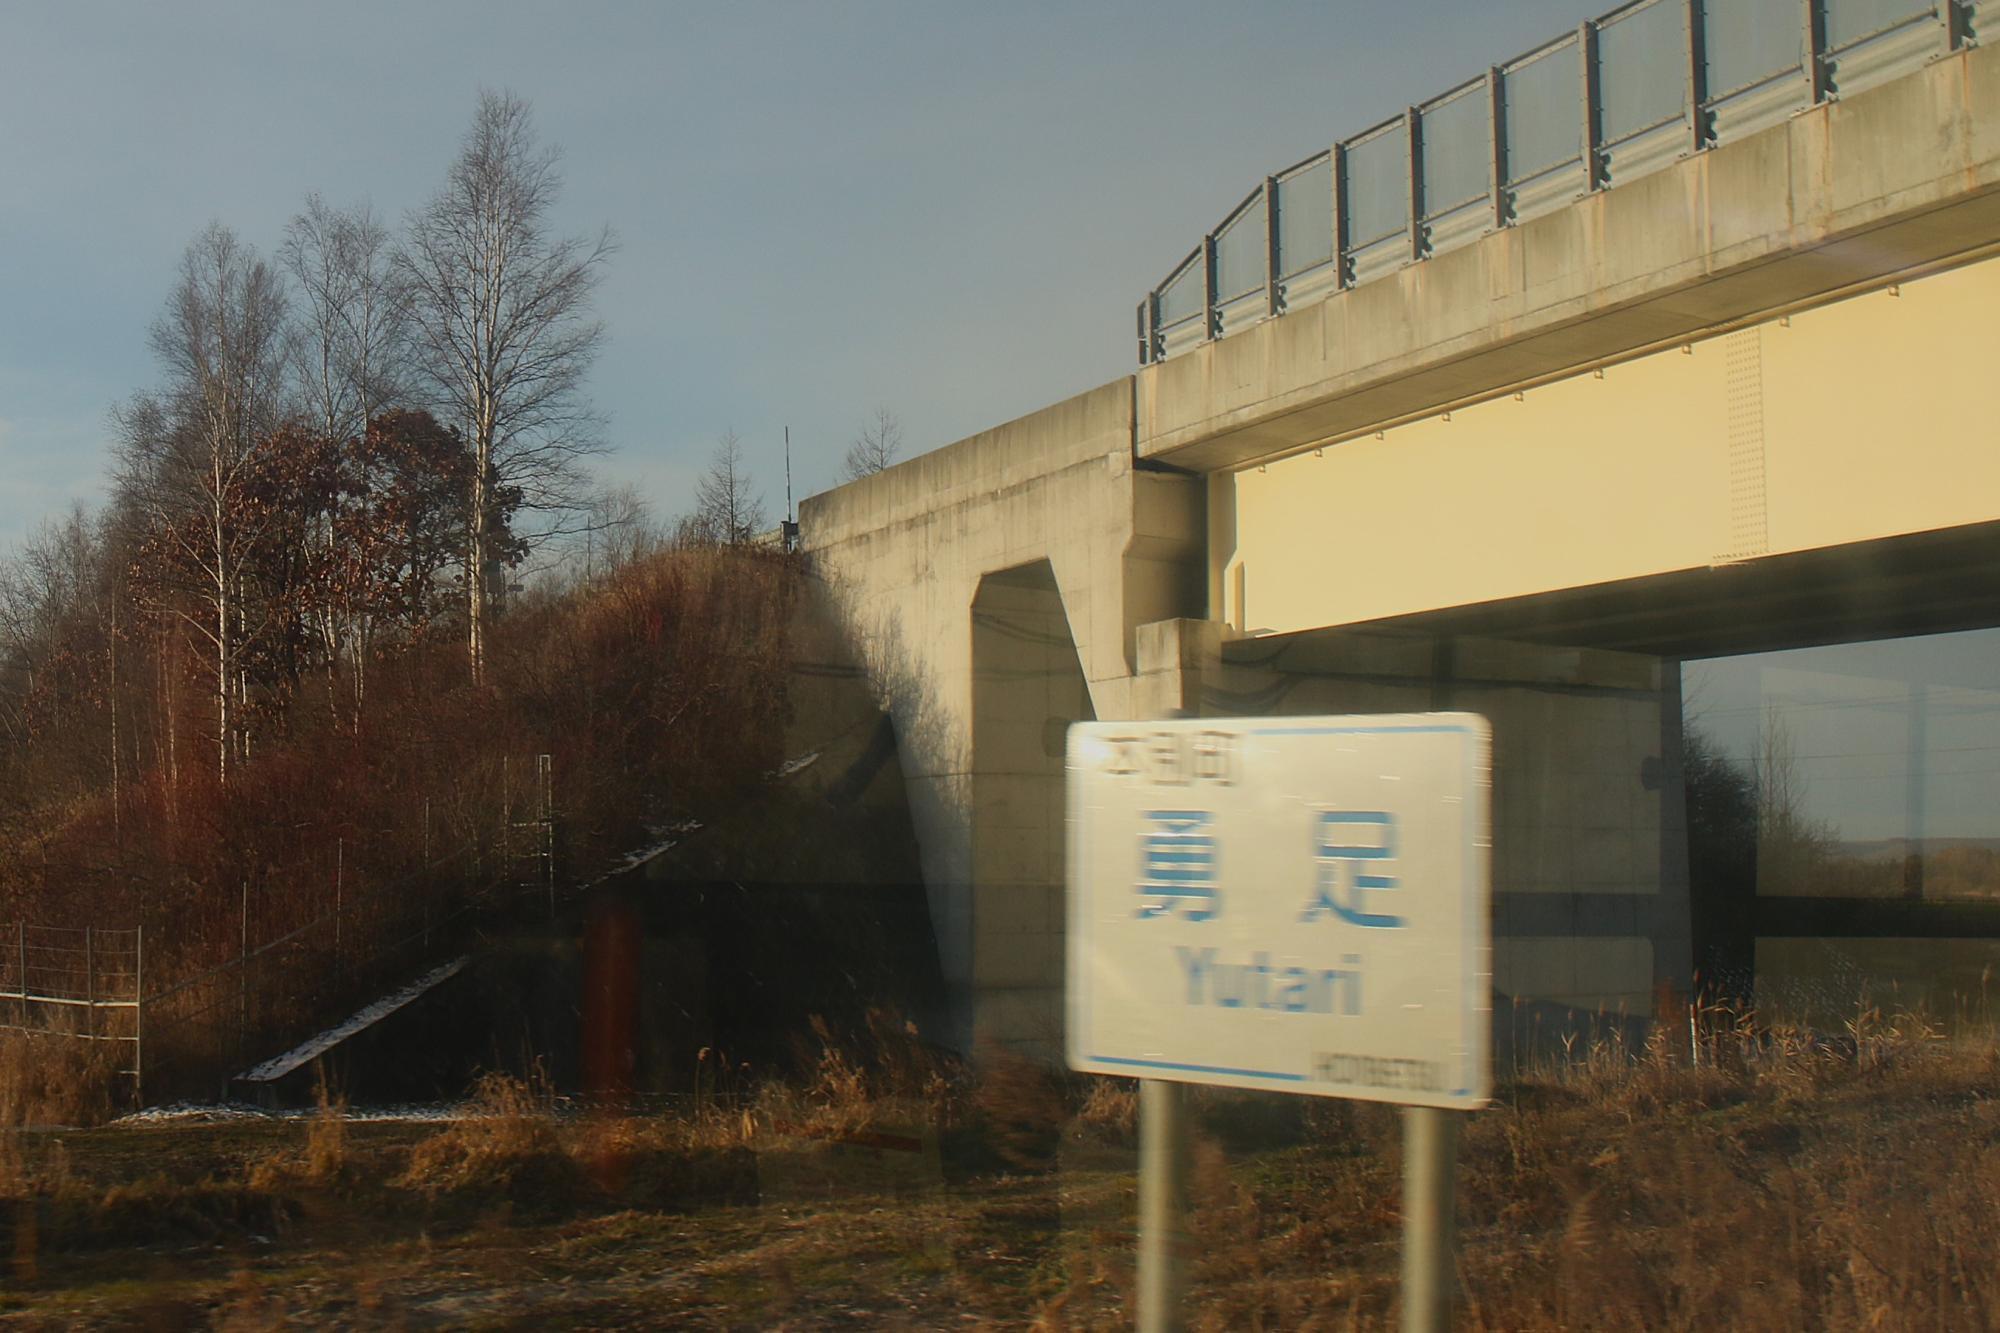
281,194,408,708
115,222,292,782
395,90,614,683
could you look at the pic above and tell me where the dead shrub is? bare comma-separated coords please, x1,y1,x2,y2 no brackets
397,1069,584,1211
246,1069,348,1191
1073,1076,1139,1141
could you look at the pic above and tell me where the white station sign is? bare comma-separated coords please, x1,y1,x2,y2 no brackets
1065,714,1492,1109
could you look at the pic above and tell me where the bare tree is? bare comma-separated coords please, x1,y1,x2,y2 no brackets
691,431,765,545
281,194,404,445
114,222,292,781
395,89,615,681
281,195,407,701
572,482,666,581
841,406,904,481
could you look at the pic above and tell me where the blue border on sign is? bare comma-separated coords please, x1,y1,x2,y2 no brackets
1092,1056,1307,1082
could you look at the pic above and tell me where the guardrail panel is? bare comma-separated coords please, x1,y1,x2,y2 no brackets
1275,156,1334,280
1504,37,1585,185
1824,0,1935,49
1342,122,1411,251
1419,82,1493,219
1701,0,1806,100
1596,0,1689,146
1213,194,1268,303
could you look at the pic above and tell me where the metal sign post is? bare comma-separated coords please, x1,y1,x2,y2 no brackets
1402,1105,1460,1333
1065,713,1491,1330
1137,1078,1191,1332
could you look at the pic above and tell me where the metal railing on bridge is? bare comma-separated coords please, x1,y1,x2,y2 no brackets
1139,0,1989,364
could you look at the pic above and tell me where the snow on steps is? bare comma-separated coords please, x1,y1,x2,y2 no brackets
237,955,469,1086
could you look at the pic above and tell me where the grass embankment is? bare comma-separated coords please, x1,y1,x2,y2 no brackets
2,1016,1998,1329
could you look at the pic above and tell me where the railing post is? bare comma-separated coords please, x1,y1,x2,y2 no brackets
1264,175,1281,318
1330,142,1350,289
1136,298,1151,365
1487,66,1507,230
1687,0,1711,151
1580,21,1603,189
1944,0,1970,51
1202,233,1218,340
1405,106,1425,263
1804,0,1830,103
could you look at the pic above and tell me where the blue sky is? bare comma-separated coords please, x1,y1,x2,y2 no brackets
0,0,1606,548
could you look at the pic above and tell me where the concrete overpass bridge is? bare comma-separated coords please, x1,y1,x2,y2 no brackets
800,3,2000,1051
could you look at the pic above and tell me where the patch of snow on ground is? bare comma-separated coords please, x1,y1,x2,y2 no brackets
111,1102,274,1125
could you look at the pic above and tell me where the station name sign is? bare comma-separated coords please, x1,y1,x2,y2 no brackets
1065,714,1492,1110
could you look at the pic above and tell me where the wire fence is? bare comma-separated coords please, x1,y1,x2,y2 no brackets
4,755,559,1107
0,924,144,1093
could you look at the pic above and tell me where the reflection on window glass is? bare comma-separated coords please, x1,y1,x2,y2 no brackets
1687,628,2000,1031
1686,628,2000,904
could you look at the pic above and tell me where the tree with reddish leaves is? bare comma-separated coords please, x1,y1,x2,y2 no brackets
324,410,519,702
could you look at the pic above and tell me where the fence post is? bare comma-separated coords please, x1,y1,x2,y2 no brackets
424,798,433,949
133,925,144,1109
238,879,249,1076
335,837,343,971
541,754,555,918
15,922,25,1029
84,926,94,1039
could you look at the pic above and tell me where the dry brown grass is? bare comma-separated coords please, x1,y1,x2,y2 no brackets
0,1033,123,1129
246,1068,349,1190
396,1068,578,1204
2,1008,1997,1328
